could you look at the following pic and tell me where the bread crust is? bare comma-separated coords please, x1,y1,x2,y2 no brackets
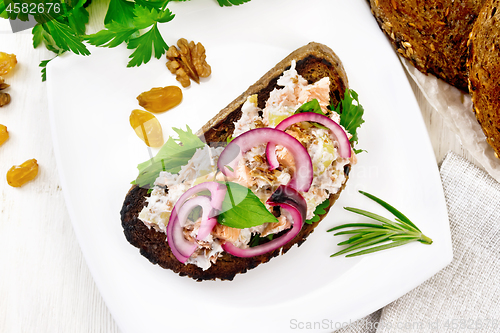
120,42,351,281
468,0,500,158
370,0,485,92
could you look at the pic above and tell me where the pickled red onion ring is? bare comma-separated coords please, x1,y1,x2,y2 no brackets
266,112,351,170
168,196,214,262
167,182,226,263
222,185,307,258
217,128,313,192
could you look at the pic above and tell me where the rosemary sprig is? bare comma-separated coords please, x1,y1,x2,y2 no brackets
328,191,432,257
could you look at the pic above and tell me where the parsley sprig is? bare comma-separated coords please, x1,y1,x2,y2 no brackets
328,191,432,257
331,89,365,153
2,0,253,80
31,0,90,56
84,2,174,67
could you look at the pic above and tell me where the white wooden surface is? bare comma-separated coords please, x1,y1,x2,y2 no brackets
0,13,478,333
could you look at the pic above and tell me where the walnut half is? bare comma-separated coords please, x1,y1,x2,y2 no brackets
166,38,211,88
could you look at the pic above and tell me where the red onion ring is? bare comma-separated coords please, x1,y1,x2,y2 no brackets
221,185,307,258
167,182,227,263
266,112,351,170
217,128,313,192
168,196,213,262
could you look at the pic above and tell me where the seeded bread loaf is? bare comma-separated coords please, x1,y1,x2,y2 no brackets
370,0,485,92
120,42,351,281
468,0,500,158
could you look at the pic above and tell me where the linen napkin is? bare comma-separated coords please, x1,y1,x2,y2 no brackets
335,152,500,333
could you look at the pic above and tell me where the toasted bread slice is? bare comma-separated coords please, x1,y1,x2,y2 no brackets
120,42,351,281
370,0,485,92
468,0,500,158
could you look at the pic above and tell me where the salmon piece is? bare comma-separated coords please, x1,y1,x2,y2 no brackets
261,215,292,237
276,147,296,174
297,77,331,112
212,224,241,243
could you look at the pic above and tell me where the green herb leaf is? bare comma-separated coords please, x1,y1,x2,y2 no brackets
331,89,365,150
217,182,279,229
293,99,329,130
358,190,419,231
249,233,274,247
328,191,432,257
343,239,416,257
133,126,205,188
305,198,329,224
132,5,160,28
85,4,174,68
126,22,169,67
39,57,58,82
33,22,61,53
44,18,90,55
216,0,251,6
294,99,325,115
32,24,47,48
28,0,253,80
84,22,138,48
104,0,136,26
0,1,7,19
66,4,89,36
135,0,170,10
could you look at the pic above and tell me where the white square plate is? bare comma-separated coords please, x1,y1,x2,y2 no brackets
47,0,453,332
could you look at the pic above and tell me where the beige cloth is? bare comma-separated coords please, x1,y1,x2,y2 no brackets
335,152,500,333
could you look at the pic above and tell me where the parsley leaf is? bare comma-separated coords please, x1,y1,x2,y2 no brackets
104,0,136,26
294,99,325,115
305,198,330,224
0,1,8,19
293,99,329,130
32,24,47,48
85,4,174,67
126,25,169,67
216,0,252,6
217,182,279,229
39,57,59,82
249,233,274,247
331,89,365,149
33,21,65,55
85,22,137,48
135,0,170,9
133,126,205,188
66,4,89,36
132,5,161,28
27,0,253,80
43,18,90,55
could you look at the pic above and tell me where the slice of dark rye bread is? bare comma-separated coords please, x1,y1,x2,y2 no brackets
369,0,485,92
468,0,500,158
120,42,351,281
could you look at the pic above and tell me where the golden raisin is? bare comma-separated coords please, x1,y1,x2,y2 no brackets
0,124,9,146
0,52,17,76
7,159,39,187
137,86,182,113
0,92,10,107
130,109,164,147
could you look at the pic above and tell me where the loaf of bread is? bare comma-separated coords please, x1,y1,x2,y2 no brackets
468,0,500,158
120,42,352,281
370,0,485,92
